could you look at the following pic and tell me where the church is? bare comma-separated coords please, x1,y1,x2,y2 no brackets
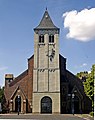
4,9,92,114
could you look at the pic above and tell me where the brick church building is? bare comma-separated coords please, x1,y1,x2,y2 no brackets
4,9,91,114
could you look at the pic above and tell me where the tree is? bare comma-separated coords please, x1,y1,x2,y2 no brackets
76,71,89,82
76,64,94,115
0,87,9,113
0,86,4,102
83,64,94,112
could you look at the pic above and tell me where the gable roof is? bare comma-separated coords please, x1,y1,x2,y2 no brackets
10,86,27,100
34,9,59,30
9,70,28,87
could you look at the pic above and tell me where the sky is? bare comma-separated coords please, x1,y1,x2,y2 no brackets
0,0,95,86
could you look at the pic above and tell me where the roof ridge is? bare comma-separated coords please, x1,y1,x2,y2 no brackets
9,70,28,87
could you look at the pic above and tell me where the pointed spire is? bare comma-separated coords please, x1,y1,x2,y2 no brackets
34,9,59,30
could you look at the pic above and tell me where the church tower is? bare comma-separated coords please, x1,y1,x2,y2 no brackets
33,9,60,113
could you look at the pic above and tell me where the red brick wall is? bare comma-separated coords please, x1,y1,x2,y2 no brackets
4,55,34,112
27,55,34,112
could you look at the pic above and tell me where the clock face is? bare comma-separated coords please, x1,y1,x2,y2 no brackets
45,14,48,18
46,48,55,61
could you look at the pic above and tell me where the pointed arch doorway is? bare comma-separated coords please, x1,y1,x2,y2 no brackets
74,96,80,113
41,96,52,114
15,96,21,112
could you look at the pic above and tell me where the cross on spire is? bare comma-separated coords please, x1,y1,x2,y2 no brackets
46,7,47,11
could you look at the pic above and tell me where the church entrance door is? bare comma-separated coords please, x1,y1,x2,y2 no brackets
15,96,21,112
74,96,80,113
41,96,52,114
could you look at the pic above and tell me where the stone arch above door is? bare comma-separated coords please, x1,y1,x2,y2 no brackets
41,96,52,114
10,86,27,113
71,85,83,113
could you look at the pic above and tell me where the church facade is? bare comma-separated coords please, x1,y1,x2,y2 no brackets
4,10,92,114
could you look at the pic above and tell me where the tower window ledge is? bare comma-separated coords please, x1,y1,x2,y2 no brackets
49,69,55,72
38,69,45,72
38,43,45,46
48,43,55,45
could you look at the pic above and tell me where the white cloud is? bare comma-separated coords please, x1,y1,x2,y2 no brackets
88,71,91,74
80,63,87,67
63,8,95,42
75,63,87,68
0,66,8,71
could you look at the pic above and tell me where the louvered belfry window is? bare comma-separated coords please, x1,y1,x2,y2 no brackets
49,35,54,43
39,35,44,43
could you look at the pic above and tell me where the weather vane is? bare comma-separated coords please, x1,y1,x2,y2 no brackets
46,7,47,11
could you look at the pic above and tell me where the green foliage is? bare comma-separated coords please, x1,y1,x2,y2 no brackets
76,64,94,112
0,87,4,103
89,111,94,117
0,87,8,113
1,95,9,113
83,64,95,111
76,71,88,81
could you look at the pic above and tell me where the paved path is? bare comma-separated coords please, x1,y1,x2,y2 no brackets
0,114,94,120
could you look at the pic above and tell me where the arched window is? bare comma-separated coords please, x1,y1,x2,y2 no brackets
39,35,44,43
49,35,54,43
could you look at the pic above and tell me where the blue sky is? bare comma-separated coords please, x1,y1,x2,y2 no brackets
0,0,95,86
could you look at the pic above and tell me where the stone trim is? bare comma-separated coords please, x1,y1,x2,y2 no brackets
38,43,45,46
34,29,59,35
33,91,60,93
33,68,60,70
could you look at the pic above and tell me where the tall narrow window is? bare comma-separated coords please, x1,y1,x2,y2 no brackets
39,35,44,43
49,35,54,43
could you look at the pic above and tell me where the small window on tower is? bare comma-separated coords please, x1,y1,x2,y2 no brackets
49,35,54,43
39,35,44,43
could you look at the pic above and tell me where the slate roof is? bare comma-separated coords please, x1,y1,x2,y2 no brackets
34,9,59,30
